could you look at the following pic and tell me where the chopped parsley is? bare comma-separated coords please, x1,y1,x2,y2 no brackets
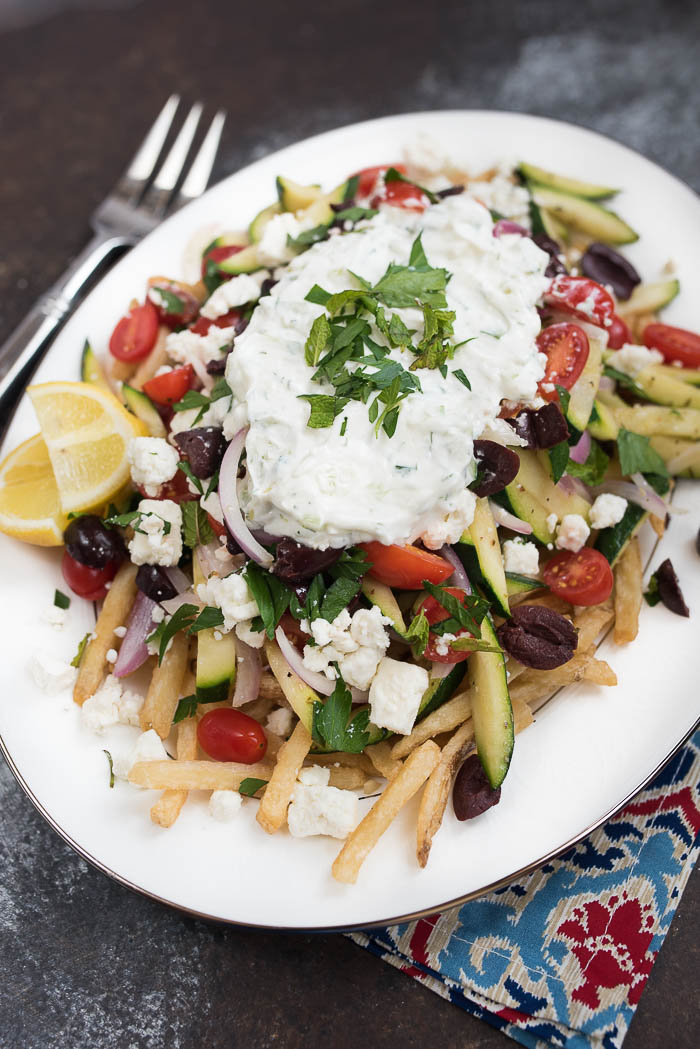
103,750,115,789
71,632,91,668
54,589,70,610
616,428,669,479
312,674,371,753
238,777,268,797
148,604,225,665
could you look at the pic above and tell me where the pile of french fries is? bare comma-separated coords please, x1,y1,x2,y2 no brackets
72,538,642,885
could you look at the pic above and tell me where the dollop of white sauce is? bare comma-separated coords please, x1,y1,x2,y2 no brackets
225,195,549,549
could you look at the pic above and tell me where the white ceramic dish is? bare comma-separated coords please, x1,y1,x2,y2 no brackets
1,111,699,930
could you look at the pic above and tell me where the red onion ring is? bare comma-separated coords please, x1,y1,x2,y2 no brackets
274,625,369,704
594,477,669,518
164,565,191,593
430,661,453,680
556,474,593,503
439,544,471,592
598,375,615,392
569,429,591,464
113,591,157,678
218,428,274,566
493,219,527,237
161,590,198,615
232,639,262,707
489,501,533,535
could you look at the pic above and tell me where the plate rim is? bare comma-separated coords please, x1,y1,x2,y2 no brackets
1,107,699,930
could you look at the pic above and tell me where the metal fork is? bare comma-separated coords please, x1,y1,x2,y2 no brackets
0,96,226,416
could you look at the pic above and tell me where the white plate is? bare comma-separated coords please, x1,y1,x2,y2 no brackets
1,111,699,930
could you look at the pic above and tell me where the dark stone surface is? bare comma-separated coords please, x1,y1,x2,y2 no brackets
0,1,698,1046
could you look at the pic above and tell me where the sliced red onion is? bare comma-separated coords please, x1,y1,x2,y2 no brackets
595,478,668,518
598,374,615,392
489,500,533,535
232,639,262,707
196,540,235,578
161,589,198,615
113,591,157,678
556,474,593,503
430,661,453,680
188,353,214,391
493,219,527,237
274,625,368,704
439,544,471,592
569,429,591,464
667,445,699,476
164,565,191,593
218,428,274,566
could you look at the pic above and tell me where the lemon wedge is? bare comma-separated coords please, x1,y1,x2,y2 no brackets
0,433,68,545
27,381,147,513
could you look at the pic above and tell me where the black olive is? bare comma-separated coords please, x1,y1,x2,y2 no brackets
273,539,343,584
135,564,178,603
436,185,465,198
654,559,690,617
206,356,228,375
259,278,278,297
506,403,569,450
470,440,520,497
173,427,228,479
453,751,501,821
64,515,124,569
532,233,567,278
497,604,578,669
225,525,242,556
581,242,641,301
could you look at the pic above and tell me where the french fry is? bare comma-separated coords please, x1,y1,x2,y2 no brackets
574,601,614,650
365,741,402,782
649,514,666,538
510,647,616,711
327,767,366,790
73,563,138,705
139,633,190,738
390,691,472,760
583,656,618,686
518,590,572,616
511,694,535,734
150,671,198,828
416,728,475,868
305,751,375,774
130,759,273,790
332,740,440,884
256,721,311,834
130,325,169,390
613,537,643,645
111,358,137,384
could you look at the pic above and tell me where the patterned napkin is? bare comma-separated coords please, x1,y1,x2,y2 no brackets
349,729,700,1049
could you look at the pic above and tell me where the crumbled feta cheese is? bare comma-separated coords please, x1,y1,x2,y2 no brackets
106,648,118,664
503,538,539,576
165,325,237,368
42,605,67,630
29,652,77,693
209,789,242,821
546,513,559,533
479,417,529,448
196,571,259,632
151,605,165,624
369,657,429,735
168,392,232,437
465,174,531,226
113,728,168,781
434,632,457,658
301,605,391,690
287,772,359,839
200,273,264,319
256,213,304,266
128,498,183,567
127,437,179,497
200,490,224,525
114,625,127,638
80,674,143,734
421,488,476,550
589,493,627,530
235,619,265,649
555,514,591,552
266,706,293,737
609,343,663,378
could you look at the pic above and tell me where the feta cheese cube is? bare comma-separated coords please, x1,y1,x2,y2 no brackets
555,513,591,552
287,778,359,839
589,493,627,530
209,790,243,822
128,498,183,567
127,437,179,497
369,657,429,736
503,538,539,576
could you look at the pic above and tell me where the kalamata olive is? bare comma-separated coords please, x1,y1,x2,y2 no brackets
225,525,242,556
497,604,578,669
206,356,228,375
581,242,641,301
436,185,465,198
531,233,567,278
135,564,178,603
64,515,124,569
273,539,343,584
506,403,569,449
453,751,501,821
173,427,228,479
260,278,278,297
470,440,520,497
654,558,690,617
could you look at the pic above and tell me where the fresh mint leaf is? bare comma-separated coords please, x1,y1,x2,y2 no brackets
319,577,362,623
548,440,570,484
305,284,331,306
408,231,429,268
305,314,332,367
384,168,439,205
617,428,669,479
243,562,291,639
330,547,371,581
188,606,225,633
288,224,330,250
103,750,115,789
149,603,198,665
173,389,210,413
372,262,450,308
210,378,232,402
298,393,349,429
643,572,661,607
333,205,378,223
555,384,571,416
181,501,214,549
421,580,489,638
402,609,430,659
150,286,185,315
54,589,70,610
176,460,203,495
566,440,610,486
452,368,472,391
312,675,370,753
71,632,91,668
104,509,141,529
239,777,268,797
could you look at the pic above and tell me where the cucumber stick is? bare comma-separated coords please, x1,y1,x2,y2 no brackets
193,557,236,703
469,615,513,789
529,185,638,244
80,340,110,389
265,639,316,733
518,163,618,200
122,384,166,438
505,572,543,596
467,498,510,617
621,279,679,315
361,578,408,633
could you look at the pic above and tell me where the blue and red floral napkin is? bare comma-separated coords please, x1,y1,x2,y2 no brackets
350,729,700,1049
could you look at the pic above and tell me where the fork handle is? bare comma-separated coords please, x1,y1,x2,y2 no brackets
0,231,133,424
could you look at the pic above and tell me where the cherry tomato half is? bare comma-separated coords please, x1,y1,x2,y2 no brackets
108,301,159,362
643,323,700,368
142,364,194,406
205,513,227,538
201,244,245,280
536,322,590,401
416,586,472,664
197,708,268,764
360,542,453,589
371,178,429,212
61,549,119,601
544,275,616,329
147,280,200,328
542,548,613,606
607,313,632,350
190,309,243,336
352,163,407,199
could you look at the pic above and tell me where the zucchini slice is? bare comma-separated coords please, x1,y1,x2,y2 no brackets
469,615,513,789
506,572,543,596
122,384,166,438
361,578,408,634
594,503,647,565
566,334,604,431
467,497,510,617
650,436,700,478
192,555,237,703
248,201,282,243
621,279,680,315
614,403,700,440
265,639,317,733
520,449,590,519
417,662,468,719
80,340,109,389
540,207,569,243
649,364,700,387
276,176,323,212
529,185,638,245
519,163,618,200
497,485,554,545
587,398,619,441
633,368,700,410
218,244,262,275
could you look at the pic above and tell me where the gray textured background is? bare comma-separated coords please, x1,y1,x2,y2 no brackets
1,1,698,1047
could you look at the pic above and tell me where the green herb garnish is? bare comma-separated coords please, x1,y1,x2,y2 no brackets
312,674,371,753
